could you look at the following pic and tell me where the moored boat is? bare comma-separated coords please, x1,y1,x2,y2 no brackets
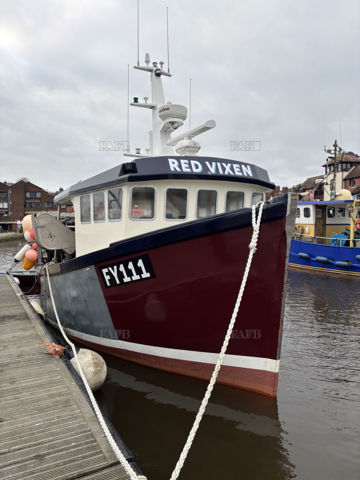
35,53,295,397
290,198,360,277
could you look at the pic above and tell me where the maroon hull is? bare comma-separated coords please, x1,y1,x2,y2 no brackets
92,217,287,397
43,195,293,398
97,218,286,358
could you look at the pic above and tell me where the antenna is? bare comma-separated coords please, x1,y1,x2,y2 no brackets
126,64,130,152
189,77,192,129
339,120,342,146
166,6,170,73
137,0,140,66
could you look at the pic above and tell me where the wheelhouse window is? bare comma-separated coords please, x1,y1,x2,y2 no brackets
327,207,335,218
338,207,346,218
304,207,311,218
108,188,122,220
251,193,263,205
93,192,105,222
131,187,155,219
226,191,244,212
166,188,187,219
80,194,91,223
197,190,217,218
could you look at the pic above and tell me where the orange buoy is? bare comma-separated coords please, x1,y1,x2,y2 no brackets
22,215,32,232
25,249,38,262
23,257,36,270
24,230,33,242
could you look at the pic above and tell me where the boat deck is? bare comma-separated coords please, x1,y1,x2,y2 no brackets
0,273,137,480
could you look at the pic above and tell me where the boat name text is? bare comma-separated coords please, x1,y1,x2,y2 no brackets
168,158,253,177
100,254,156,288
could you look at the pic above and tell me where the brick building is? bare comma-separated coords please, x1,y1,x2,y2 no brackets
0,179,63,232
343,165,360,200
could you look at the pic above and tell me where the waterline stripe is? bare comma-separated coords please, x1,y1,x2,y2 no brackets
64,326,280,373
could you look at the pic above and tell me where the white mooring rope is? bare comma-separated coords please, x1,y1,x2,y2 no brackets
45,265,145,480
44,201,264,480
169,201,265,480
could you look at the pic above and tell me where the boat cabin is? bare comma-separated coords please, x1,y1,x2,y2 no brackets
53,54,275,257
295,200,360,244
56,156,273,256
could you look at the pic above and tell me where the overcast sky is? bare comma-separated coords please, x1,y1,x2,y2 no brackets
1,0,359,192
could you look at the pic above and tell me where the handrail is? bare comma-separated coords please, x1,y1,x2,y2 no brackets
293,233,360,246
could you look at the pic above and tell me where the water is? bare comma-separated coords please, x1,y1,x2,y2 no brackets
1,243,359,479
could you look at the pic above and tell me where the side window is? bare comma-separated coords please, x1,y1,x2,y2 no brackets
304,207,311,218
131,187,155,219
338,207,345,218
108,188,122,220
226,191,244,212
80,195,91,223
197,190,217,218
296,207,300,218
327,207,335,218
93,192,105,222
166,188,187,219
251,192,263,205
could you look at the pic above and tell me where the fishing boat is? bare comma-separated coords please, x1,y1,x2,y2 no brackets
34,53,296,398
290,197,360,277
289,140,360,277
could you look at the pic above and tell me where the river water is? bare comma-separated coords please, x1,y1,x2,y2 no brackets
1,240,359,479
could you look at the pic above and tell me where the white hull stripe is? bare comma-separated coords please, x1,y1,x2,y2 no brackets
64,326,280,373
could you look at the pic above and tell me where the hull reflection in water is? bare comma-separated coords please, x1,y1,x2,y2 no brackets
96,354,295,480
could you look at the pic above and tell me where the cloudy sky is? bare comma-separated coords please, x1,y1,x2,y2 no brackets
1,0,359,192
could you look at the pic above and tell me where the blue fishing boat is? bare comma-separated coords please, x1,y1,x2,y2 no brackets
289,198,360,277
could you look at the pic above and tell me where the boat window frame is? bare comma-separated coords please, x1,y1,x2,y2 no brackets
164,187,188,221
225,190,245,212
107,187,123,222
129,185,156,220
327,206,336,218
93,191,106,223
196,188,217,218
251,192,264,205
80,194,91,224
304,207,311,218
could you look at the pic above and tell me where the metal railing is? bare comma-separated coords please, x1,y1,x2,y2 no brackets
293,232,360,247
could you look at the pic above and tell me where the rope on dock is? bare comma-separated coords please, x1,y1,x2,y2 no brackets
169,201,265,480
45,264,146,480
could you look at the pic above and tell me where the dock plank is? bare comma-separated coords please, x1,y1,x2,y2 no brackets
0,274,137,480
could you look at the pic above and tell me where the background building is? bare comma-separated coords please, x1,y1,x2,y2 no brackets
0,179,65,232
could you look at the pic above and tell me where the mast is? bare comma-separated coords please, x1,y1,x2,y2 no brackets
124,54,216,158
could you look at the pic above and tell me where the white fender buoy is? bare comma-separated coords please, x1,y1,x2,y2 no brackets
14,244,31,262
30,299,45,317
13,277,20,286
70,348,107,392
